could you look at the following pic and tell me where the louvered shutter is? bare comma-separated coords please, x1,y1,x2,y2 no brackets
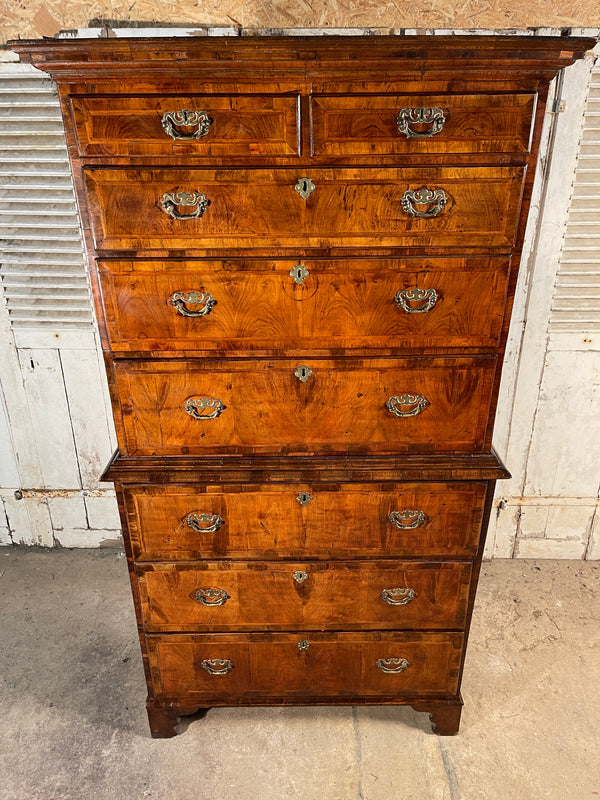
551,58,600,333
0,62,91,334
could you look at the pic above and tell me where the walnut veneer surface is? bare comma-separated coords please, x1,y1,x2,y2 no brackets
10,34,594,737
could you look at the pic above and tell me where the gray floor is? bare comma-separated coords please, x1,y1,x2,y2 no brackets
0,550,598,800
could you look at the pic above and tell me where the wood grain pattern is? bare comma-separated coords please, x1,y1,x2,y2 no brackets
146,631,464,700
137,560,472,631
98,256,509,354
125,482,487,560
10,34,593,737
311,93,536,156
113,356,497,456
84,166,525,252
70,94,301,157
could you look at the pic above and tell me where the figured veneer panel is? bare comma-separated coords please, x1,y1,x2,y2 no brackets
147,631,464,700
84,166,525,251
137,560,472,632
98,257,509,354
70,94,301,157
125,481,487,560
113,356,497,456
311,93,536,156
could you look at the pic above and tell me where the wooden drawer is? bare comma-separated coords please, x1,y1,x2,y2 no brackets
146,631,464,700
85,166,524,251
70,94,300,157
311,93,535,156
125,482,487,561
98,256,510,354
113,356,496,456
137,561,471,632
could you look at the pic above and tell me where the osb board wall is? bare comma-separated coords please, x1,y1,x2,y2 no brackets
1,0,599,45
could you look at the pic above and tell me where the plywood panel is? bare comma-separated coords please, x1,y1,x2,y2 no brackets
2,9,599,47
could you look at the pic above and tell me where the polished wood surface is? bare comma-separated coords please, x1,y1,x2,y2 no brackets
146,631,464,700
125,482,487,560
113,356,497,456
98,257,509,355
85,166,525,252
137,560,472,631
71,94,301,157
311,93,536,156
11,33,593,737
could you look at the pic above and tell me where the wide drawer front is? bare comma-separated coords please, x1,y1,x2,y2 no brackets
311,93,535,156
125,482,487,561
70,94,300,157
99,256,510,353
114,356,496,456
137,561,472,632
147,631,463,700
85,166,524,251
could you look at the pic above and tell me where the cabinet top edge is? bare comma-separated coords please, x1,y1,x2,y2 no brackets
8,34,596,79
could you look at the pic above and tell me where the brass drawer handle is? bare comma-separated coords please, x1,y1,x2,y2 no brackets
184,397,226,420
394,287,438,314
191,587,230,606
160,190,210,220
397,107,446,139
386,394,429,418
170,290,215,318
185,512,224,533
161,109,212,140
376,657,410,674
293,570,309,584
388,510,428,530
401,188,447,219
381,587,416,606
295,177,315,200
201,658,234,675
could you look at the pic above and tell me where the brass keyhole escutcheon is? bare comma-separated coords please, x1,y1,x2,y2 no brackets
294,365,313,383
296,492,313,506
295,177,315,200
290,263,309,285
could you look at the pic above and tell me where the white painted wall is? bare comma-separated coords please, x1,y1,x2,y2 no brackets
1,45,599,556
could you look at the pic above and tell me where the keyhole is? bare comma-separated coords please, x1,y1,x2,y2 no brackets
294,365,313,383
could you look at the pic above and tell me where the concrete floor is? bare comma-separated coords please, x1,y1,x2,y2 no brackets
0,551,598,800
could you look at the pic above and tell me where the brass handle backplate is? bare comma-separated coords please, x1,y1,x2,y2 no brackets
170,290,215,317
191,587,230,606
394,287,438,314
401,188,447,219
381,587,416,606
161,109,212,140
388,510,428,530
185,512,225,533
184,397,226,420
397,107,446,139
160,190,210,220
201,658,234,675
376,657,410,674
386,394,429,418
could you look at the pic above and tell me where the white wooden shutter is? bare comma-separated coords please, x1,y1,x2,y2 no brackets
0,62,92,340
551,57,600,334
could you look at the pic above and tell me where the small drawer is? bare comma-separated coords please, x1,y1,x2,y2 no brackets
84,166,524,251
311,93,535,156
98,256,510,354
146,631,464,701
137,560,472,632
70,94,300,157
113,356,496,456
125,482,487,561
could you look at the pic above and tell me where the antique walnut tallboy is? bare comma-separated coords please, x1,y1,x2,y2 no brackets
11,33,594,736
